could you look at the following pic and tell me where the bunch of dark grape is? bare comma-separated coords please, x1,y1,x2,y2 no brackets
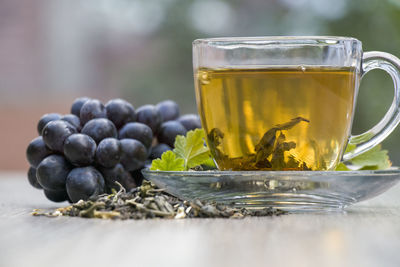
26,97,201,203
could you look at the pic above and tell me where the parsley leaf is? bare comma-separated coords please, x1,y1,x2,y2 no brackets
150,151,185,171
335,144,391,171
173,129,211,170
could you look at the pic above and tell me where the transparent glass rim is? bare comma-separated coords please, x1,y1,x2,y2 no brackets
142,168,400,177
193,36,361,46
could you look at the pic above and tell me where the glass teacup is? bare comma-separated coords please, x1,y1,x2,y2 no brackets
193,36,400,171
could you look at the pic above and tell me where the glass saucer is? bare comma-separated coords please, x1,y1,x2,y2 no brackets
141,168,400,212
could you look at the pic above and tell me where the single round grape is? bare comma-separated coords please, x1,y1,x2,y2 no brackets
66,167,105,203
64,134,96,166
71,97,90,117
81,118,117,144
120,139,147,171
61,114,81,131
156,100,180,122
95,138,121,168
27,167,42,189
44,189,69,202
130,168,145,187
136,104,161,133
36,155,72,191
122,174,137,191
37,113,61,135
157,121,187,147
80,99,107,125
99,163,125,192
118,122,153,149
150,143,172,159
42,120,77,153
105,98,136,129
26,136,52,167
178,114,201,131
99,163,135,192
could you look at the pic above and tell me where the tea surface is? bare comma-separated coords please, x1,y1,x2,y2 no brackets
195,67,358,170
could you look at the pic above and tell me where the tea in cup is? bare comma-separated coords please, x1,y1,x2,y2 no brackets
193,37,400,171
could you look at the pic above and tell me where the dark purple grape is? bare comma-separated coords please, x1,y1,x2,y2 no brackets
66,167,105,203
37,113,61,135
95,138,121,168
27,167,42,189
178,114,201,131
61,114,81,131
81,118,117,144
150,143,172,159
105,99,136,129
118,122,153,149
136,105,161,133
64,134,96,166
99,163,135,192
36,155,72,191
71,97,90,117
130,168,145,186
44,189,69,202
156,100,180,122
122,174,137,191
157,121,187,147
80,99,107,125
120,139,147,171
42,120,77,153
26,136,52,167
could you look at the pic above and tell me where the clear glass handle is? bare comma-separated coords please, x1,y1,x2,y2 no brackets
343,51,400,161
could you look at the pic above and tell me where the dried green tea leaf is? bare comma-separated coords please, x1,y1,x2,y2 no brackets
255,127,277,154
275,117,310,131
271,132,286,169
255,127,277,166
173,129,211,170
286,155,302,169
150,151,185,171
254,117,309,169
300,162,311,170
255,157,272,168
33,181,286,220
208,128,224,147
207,128,225,159
271,133,297,169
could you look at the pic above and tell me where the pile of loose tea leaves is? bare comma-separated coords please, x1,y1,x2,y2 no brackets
32,181,285,219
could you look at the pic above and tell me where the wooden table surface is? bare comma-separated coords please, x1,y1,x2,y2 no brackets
1,172,400,267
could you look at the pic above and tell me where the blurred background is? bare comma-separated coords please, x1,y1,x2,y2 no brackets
1,0,400,170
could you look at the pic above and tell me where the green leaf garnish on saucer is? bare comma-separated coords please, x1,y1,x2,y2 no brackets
150,129,215,171
335,144,391,171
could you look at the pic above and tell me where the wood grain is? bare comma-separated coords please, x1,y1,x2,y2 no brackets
1,172,399,267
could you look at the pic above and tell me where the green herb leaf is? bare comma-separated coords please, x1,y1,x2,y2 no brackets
173,129,211,170
349,145,391,170
336,144,391,171
150,151,185,171
201,157,217,169
335,162,351,171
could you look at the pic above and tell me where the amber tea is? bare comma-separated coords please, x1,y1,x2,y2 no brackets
195,67,358,171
